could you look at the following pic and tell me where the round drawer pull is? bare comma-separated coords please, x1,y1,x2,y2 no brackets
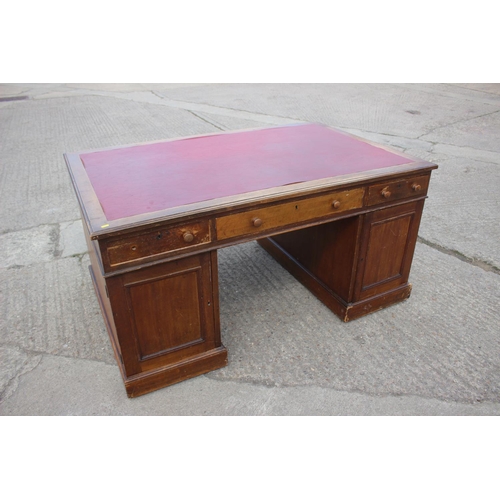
252,217,263,228
183,232,194,243
412,183,422,192
381,188,391,199
332,200,341,209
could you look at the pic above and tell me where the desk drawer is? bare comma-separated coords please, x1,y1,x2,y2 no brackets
216,188,364,241
366,174,430,206
106,221,211,267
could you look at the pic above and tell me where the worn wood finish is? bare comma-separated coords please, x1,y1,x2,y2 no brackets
366,174,430,206
124,347,228,398
106,220,211,268
216,187,364,241
64,123,438,397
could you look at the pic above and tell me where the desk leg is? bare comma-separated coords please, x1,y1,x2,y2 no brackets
98,251,227,397
259,200,424,322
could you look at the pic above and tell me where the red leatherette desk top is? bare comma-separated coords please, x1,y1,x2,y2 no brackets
79,124,413,222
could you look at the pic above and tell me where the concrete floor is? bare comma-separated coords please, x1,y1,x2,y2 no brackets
1,83,499,415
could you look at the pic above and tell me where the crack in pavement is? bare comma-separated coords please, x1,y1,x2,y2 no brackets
0,351,43,403
417,237,500,275
187,109,224,131
205,372,500,407
31,88,303,126
417,109,500,141
394,83,500,106
153,90,303,122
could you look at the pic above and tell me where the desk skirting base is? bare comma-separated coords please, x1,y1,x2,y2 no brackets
123,347,228,398
340,284,412,321
258,237,412,322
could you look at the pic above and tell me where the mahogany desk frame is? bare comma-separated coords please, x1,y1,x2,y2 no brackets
65,125,438,397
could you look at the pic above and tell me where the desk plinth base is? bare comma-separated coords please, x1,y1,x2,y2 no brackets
258,237,412,322
122,348,228,398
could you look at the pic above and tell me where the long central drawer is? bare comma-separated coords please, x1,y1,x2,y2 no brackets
216,188,364,241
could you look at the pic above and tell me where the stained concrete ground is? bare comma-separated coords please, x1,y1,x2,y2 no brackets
1,83,499,415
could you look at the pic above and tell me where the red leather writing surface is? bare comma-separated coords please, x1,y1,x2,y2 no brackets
80,123,411,221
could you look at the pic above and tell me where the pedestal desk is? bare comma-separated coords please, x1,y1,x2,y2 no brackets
65,123,438,397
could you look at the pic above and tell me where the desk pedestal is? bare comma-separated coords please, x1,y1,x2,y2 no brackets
89,246,227,398
259,199,424,321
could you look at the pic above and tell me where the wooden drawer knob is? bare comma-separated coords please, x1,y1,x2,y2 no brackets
183,232,194,243
252,217,263,227
412,183,422,192
332,200,341,209
381,188,391,199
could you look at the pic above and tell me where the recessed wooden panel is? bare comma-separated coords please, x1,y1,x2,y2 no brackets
355,201,424,301
106,253,219,377
126,269,204,360
216,188,364,241
361,214,412,288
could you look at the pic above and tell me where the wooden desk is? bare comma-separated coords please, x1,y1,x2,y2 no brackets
65,123,438,397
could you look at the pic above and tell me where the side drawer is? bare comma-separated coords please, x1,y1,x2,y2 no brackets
105,220,211,267
366,174,430,206
216,188,364,241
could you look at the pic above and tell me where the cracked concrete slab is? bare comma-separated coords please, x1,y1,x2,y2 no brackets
0,224,58,268
395,83,500,107
431,143,500,164
0,346,42,402
211,241,500,404
30,88,304,126
188,110,283,131
447,83,500,97
58,220,87,258
1,354,498,416
0,255,115,364
0,84,33,97
340,127,435,155
153,83,498,138
0,83,213,101
419,110,500,152
64,83,210,93
66,83,152,93
419,156,500,269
